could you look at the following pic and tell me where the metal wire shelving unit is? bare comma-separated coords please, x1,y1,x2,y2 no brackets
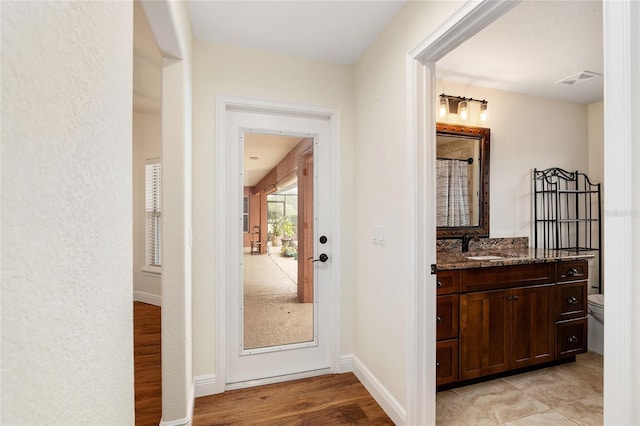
533,167,602,292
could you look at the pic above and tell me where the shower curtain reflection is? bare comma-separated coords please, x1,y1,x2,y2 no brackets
436,159,470,227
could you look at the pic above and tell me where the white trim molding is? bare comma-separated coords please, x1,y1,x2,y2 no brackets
214,94,343,392
133,291,162,306
338,354,354,373
406,1,519,424
194,374,217,398
352,356,406,425
603,1,640,424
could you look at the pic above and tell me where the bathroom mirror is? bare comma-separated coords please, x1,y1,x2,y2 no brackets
436,123,490,238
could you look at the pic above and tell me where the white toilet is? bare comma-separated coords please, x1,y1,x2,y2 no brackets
588,293,604,355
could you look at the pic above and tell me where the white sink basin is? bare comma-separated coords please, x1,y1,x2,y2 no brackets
466,255,506,261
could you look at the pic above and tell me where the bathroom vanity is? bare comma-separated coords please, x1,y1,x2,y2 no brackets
436,248,590,388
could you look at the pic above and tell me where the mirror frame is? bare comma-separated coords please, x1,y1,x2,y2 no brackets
436,122,490,239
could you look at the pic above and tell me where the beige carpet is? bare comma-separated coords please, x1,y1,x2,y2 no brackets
243,247,313,349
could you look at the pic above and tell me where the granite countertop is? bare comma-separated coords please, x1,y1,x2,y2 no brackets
437,247,595,271
436,237,595,271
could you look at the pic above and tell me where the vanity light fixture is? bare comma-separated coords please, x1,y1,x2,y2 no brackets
458,100,469,120
439,93,489,123
439,96,449,118
479,102,488,122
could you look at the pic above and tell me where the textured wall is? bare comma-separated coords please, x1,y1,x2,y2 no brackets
1,2,134,424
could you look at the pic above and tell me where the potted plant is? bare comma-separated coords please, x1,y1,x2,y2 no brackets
270,217,283,246
280,216,294,247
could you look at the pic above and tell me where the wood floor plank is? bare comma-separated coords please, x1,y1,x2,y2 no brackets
134,301,392,425
192,374,393,425
134,302,162,426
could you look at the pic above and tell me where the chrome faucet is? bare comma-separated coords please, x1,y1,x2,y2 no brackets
462,234,473,252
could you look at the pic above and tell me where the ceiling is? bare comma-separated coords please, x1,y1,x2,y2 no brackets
243,134,304,187
186,1,407,65
436,0,603,104
134,1,604,184
185,0,603,104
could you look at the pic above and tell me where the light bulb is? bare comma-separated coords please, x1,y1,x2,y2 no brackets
459,100,468,121
479,102,488,122
439,97,449,118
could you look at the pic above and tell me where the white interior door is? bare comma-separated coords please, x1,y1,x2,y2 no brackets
225,108,332,388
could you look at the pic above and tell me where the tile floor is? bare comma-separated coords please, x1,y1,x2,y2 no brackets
437,352,603,425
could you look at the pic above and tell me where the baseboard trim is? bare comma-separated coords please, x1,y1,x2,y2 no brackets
194,374,217,398
226,368,331,391
195,354,354,397
339,354,353,373
133,291,161,306
352,356,407,425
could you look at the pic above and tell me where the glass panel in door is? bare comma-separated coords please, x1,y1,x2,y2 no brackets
242,133,315,351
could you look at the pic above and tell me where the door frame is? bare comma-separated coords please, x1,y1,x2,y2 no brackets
214,95,342,393
406,1,520,424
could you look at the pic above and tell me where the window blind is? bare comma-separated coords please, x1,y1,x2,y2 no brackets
145,162,161,267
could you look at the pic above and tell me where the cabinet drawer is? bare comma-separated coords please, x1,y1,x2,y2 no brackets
436,339,459,386
557,260,588,282
556,281,588,321
556,318,588,358
437,270,460,295
437,294,459,340
460,263,555,293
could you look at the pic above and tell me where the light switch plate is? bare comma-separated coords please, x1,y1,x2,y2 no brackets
372,226,386,246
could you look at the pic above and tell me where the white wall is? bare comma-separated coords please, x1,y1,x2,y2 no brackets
587,100,604,292
436,80,589,239
133,112,162,303
191,41,355,379
1,2,134,424
587,101,604,186
159,3,194,424
140,0,195,422
352,0,464,411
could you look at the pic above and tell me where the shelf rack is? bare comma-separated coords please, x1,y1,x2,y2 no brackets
533,167,602,292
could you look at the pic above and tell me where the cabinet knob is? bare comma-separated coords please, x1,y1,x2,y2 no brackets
436,361,441,369
436,316,442,323
567,296,578,305
437,281,443,288
567,335,579,343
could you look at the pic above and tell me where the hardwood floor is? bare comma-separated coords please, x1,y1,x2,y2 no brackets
134,301,392,425
193,373,393,425
134,302,162,426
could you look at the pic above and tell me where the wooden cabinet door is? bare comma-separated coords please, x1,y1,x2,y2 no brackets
437,294,459,340
510,284,556,369
460,290,510,380
436,339,459,386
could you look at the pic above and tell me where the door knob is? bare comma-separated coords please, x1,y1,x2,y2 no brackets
310,254,329,263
